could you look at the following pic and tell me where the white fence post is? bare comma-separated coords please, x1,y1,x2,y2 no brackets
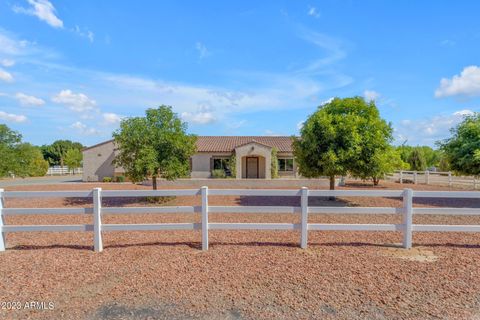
201,186,209,251
448,172,452,187
399,171,403,184
413,171,417,184
93,187,103,252
0,189,5,251
300,187,309,249
402,188,413,249
425,171,429,184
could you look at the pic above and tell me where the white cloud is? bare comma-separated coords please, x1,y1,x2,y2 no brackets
440,39,455,47
103,112,122,124
308,7,320,18
73,25,94,43
453,109,475,116
0,59,15,67
395,109,475,146
435,66,480,98
181,110,216,124
52,89,97,112
0,68,13,82
70,121,99,135
364,90,380,102
0,32,27,55
264,129,282,136
0,111,27,123
15,92,45,106
13,0,63,28
226,119,246,130
297,30,348,75
297,121,304,131
319,97,334,106
195,42,210,59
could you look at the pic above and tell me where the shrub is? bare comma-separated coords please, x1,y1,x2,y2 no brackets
115,175,125,182
102,176,112,182
271,147,279,179
229,154,236,177
211,169,226,179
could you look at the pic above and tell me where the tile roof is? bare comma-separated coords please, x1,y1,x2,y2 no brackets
83,136,294,153
196,136,293,152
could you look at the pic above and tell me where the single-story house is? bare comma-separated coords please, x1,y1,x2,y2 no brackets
82,136,297,181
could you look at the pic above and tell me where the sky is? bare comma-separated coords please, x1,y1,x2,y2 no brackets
0,0,480,147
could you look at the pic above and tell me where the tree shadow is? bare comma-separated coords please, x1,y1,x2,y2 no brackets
63,197,176,207
235,196,352,207
10,244,93,251
209,241,298,248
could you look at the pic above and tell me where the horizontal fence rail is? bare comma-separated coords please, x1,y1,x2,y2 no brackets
393,170,479,189
1,187,480,252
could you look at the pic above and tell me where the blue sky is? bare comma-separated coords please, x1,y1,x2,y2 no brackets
1,0,480,147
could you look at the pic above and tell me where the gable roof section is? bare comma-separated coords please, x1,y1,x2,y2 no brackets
196,136,293,152
83,136,294,153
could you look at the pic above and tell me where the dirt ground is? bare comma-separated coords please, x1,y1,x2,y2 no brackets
1,180,480,319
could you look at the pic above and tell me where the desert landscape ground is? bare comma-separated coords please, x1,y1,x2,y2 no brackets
1,180,480,319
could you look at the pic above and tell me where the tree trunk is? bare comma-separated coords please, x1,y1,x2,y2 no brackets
152,176,157,190
329,175,336,201
373,177,379,186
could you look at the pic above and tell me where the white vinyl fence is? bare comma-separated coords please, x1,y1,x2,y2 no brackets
1,187,480,252
47,166,83,175
394,170,479,189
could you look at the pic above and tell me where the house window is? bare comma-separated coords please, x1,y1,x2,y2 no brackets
278,158,294,171
213,158,232,176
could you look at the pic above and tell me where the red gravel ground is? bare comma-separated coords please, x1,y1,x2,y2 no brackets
1,180,480,319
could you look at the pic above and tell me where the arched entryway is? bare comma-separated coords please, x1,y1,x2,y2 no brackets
235,141,272,179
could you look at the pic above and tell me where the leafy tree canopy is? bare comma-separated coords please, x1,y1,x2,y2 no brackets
64,148,83,172
113,105,197,189
293,97,393,189
0,125,48,177
439,113,480,176
14,143,49,177
41,140,84,166
396,145,442,170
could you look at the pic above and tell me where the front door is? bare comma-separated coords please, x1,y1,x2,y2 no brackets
246,157,259,179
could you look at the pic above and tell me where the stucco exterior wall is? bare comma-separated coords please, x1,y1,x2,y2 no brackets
235,142,271,179
191,152,232,178
191,153,212,178
82,141,124,181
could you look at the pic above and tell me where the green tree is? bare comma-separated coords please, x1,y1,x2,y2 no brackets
13,143,49,177
408,148,427,171
113,105,197,189
438,113,480,175
41,140,84,166
64,148,83,173
0,124,22,177
354,147,406,185
293,97,393,190
419,146,441,168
